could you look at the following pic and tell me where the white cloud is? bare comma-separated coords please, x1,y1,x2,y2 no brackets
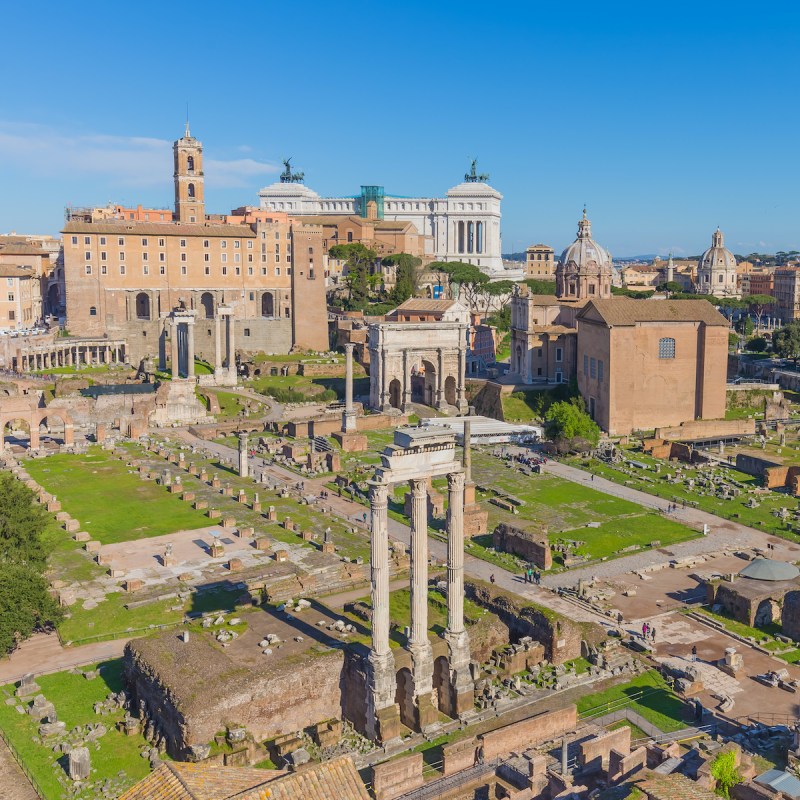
0,121,278,189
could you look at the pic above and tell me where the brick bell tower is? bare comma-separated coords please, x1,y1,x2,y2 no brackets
173,122,205,223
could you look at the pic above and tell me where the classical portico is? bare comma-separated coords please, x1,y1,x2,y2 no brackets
367,319,469,414
169,308,196,379
366,429,473,743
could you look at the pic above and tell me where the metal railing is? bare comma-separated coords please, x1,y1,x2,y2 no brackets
0,726,46,798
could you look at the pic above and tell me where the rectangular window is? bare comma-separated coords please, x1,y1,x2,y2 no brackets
275,267,281,276
234,240,240,248
261,267,267,275
275,254,281,263
248,267,253,275
555,347,563,363
118,237,124,246
85,265,92,275
180,239,186,248
141,238,148,246
5,278,12,287
247,254,253,263
234,253,240,263
85,251,91,260
222,266,227,276
119,252,125,261
203,240,210,248
275,232,280,240
247,241,253,249
142,252,148,261
8,310,14,320
181,253,187,262
100,251,107,261
583,354,588,375
590,357,597,378
7,293,13,302
160,265,165,275
159,238,165,247
249,291,255,301
99,236,106,246
159,253,165,262
101,265,107,275
181,265,187,275
598,360,604,383
71,236,78,245
658,337,676,359
143,265,149,275
84,236,91,245
119,265,125,275
235,267,240,275
221,240,227,248
204,254,210,262
221,253,227,263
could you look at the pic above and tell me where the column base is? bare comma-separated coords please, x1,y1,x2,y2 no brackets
367,649,399,743
343,410,358,433
415,691,440,732
375,705,403,745
445,629,474,715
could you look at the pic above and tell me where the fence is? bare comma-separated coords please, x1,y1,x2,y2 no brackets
0,726,46,799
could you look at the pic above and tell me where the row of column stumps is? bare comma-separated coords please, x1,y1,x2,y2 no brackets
18,342,125,371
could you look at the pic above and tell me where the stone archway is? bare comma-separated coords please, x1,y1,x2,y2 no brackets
388,379,402,410
422,360,437,407
136,292,151,321
433,655,454,717
200,293,215,320
261,292,275,318
395,667,415,731
755,598,781,627
444,376,457,406
1,418,31,451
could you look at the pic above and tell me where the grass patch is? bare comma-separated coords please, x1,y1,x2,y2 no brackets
608,719,650,742
0,660,154,799
25,448,211,544
577,670,688,732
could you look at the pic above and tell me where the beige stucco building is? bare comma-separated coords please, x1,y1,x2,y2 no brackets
0,265,41,330
62,127,328,364
576,298,728,435
525,244,555,279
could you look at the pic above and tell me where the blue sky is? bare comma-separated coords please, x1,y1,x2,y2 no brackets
1,0,798,256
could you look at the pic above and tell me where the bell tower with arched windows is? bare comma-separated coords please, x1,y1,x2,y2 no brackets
174,123,204,223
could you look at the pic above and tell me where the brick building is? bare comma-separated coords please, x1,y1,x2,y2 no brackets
62,127,328,364
576,298,728,434
773,266,800,322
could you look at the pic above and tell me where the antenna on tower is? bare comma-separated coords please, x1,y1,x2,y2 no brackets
185,102,190,138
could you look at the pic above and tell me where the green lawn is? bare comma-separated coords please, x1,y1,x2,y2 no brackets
25,448,211,544
0,660,155,799
693,607,800,661
471,452,698,566
570,448,800,543
577,670,688,733
209,390,266,419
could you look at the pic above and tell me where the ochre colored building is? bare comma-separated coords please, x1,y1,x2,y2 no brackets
525,244,555,279
62,127,328,363
576,298,728,435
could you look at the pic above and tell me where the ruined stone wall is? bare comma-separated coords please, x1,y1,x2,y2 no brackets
578,725,630,772
465,581,602,664
782,591,800,641
655,418,756,441
492,522,552,569
125,638,344,759
482,705,578,760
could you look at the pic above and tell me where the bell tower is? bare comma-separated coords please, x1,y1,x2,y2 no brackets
173,123,204,223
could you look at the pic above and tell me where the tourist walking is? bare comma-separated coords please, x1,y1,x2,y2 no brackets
490,574,496,585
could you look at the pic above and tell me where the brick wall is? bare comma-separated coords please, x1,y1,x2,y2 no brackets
578,725,630,772
492,523,552,569
481,705,578,760
372,753,423,800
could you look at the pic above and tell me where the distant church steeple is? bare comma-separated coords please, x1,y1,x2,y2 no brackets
174,124,204,223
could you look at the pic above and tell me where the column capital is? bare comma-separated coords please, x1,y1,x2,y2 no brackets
369,482,389,507
344,342,356,353
447,471,466,491
409,477,427,497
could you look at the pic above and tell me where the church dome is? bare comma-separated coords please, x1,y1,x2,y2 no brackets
559,209,612,276
698,228,736,272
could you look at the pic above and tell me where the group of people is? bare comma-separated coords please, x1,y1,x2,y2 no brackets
641,621,657,642
524,566,542,585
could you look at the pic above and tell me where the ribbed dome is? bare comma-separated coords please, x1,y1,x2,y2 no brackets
739,557,800,582
559,209,612,277
698,228,736,272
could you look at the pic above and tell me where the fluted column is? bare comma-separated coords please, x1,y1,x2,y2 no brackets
366,480,399,741
214,313,223,376
170,319,179,379
227,313,236,381
446,471,466,636
370,482,391,657
409,478,432,662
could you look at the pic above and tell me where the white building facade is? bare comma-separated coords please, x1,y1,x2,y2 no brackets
258,178,503,273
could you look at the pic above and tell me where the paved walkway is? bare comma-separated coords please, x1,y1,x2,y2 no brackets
0,633,128,686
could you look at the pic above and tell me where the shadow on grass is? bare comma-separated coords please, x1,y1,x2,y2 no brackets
621,685,689,728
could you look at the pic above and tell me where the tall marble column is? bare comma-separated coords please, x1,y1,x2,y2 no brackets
366,481,400,742
227,313,236,381
444,470,474,716
170,319,179,379
409,478,436,730
238,433,248,478
343,343,356,433
463,419,472,484
186,319,195,379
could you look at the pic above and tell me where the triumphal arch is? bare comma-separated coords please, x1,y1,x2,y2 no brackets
366,428,473,742
367,307,469,414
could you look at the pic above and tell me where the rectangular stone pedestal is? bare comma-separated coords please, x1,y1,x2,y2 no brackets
464,503,489,537
333,432,368,452
375,705,403,744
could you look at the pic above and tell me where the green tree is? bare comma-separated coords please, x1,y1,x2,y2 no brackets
523,279,557,295
748,336,769,353
382,253,422,305
441,261,489,309
746,294,775,332
736,316,754,337
0,472,49,566
544,400,600,450
329,243,378,308
656,281,684,296
773,322,800,365
476,279,515,317
0,564,63,655
710,750,743,799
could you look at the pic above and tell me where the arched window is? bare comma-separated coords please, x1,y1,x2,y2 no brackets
200,292,214,319
135,292,151,320
261,292,275,318
658,337,676,359
187,155,194,172
89,306,97,316
188,183,195,198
